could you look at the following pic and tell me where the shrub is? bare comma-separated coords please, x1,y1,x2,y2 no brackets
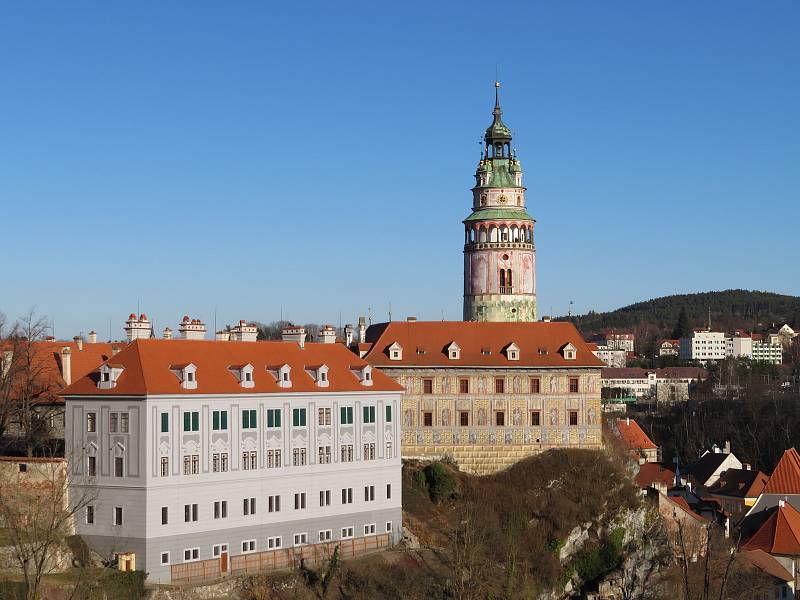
422,462,457,503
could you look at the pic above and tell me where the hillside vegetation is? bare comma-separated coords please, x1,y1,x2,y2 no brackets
567,289,800,340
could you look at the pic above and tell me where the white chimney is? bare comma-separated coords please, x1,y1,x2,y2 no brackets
542,315,552,323
407,316,417,322
626,417,630,426
344,324,354,346
124,313,152,341
230,320,258,342
73,335,83,352
216,330,231,341
88,330,97,344
319,325,336,344
61,347,72,386
779,499,786,508
358,316,366,344
724,440,731,455
178,316,207,340
281,326,306,348
163,327,173,340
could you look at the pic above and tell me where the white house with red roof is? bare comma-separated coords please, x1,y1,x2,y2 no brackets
62,331,403,583
613,418,658,463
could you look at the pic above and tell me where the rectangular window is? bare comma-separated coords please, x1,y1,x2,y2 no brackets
459,411,469,426
292,447,307,466
319,490,331,506
318,407,331,426
495,411,505,427
363,443,376,460
364,523,376,536
184,503,198,522
183,411,199,432
268,495,281,512
114,456,124,478
363,406,376,424
364,485,375,501
385,405,392,422
87,456,97,477
386,521,393,533
423,379,433,394
212,453,220,472
341,527,354,539
110,413,118,433
160,413,169,432
340,406,354,425
340,445,353,462
160,552,169,565
241,539,256,553
191,455,199,474
183,548,199,562
221,453,229,472
267,408,281,428
161,506,168,525
495,378,505,394
530,411,541,427
293,533,308,546
86,412,97,432
242,409,256,429
212,410,228,431
120,413,129,433
386,441,393,458
294,492,306,510
267,449,281,468
86,505,94,524
341,488,353,504
386,484,392,499
159,456,169,476
243,498,256,516
214,500,228,519
459,378,470,394
423,412,433,427
569,410,578,426
530,377,541,394
292,408,307,427
318,446,331,464
267,536,281,549
114,506,123,526
318,529,332,542
569,377,579,393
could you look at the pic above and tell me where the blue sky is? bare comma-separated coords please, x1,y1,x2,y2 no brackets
1,2,798,339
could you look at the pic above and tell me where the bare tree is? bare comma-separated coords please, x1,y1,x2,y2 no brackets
0,452,96,600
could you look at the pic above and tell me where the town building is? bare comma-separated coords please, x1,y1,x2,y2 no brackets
680,329,783,364
747,448,800,517
361,320,603,475
706,468,768,520
680,329,727,362
681,445,742,491
600,367,708,402
600,330,635,353
657,339,680,357
463,83,536,322
612,418,658,463
634,463,675,495
588,343,627,368
62,334,404,583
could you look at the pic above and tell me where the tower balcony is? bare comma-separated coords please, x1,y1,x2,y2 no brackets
464,241,534,251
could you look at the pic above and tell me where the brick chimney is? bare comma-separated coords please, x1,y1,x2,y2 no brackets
281,326,306,348
61,347,72,386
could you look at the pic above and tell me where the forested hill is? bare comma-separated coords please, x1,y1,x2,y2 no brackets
568,289,800,337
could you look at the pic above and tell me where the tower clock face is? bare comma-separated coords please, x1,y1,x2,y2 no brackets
498,194,508,204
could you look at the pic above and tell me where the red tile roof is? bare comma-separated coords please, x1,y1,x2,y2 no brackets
635,463,675,489
763,448,800,495
737,549,793,582
363,321,604,368
742,502,800,555
615,419,657,450
602,367,708,380
61,339,403,396
668,496,708,522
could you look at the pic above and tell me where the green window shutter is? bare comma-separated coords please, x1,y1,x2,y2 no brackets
267,410,274,428
293,409,298,427
183,412,190,432
363,406,368,423
191,412,199,432
221,411,227,430
300,409,306,427
386,406,392,422
340,407,346,424
275,410,281,428
250,410,256,429
161,413,169,432
212,411,219,431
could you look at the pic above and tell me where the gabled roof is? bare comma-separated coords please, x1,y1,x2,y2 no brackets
61,339,403,396
763,448,800,495
362,321,604,368
707,469,768,499
737,549,793,582
684,452,737,487
601,367,708,380
615,419,657,450
635,463,675,490
668,496,708,522
742,503,800,556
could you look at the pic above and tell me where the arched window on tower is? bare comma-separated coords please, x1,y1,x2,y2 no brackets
500,269,513,294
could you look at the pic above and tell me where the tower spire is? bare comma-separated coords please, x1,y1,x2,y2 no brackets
494,80,501,115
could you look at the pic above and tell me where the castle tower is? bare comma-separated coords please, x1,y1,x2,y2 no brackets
463,82,536,322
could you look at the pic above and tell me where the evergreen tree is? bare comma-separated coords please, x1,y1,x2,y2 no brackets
672,307,691,339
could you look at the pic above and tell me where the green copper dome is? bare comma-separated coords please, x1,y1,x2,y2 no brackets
484,82,513,145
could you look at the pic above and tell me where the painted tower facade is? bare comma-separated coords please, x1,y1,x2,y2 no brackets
463,83,536,322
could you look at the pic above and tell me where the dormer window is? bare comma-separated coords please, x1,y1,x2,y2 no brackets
446,342,461,360
481,347,492,356
229,364,255,389
170,363,197,389
268,364,292,388
416,347,426,355
351,365,374,387
561,343,577,361
306,364,330,388
98,364,124,389
387,342,403,361
504,343,520,361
